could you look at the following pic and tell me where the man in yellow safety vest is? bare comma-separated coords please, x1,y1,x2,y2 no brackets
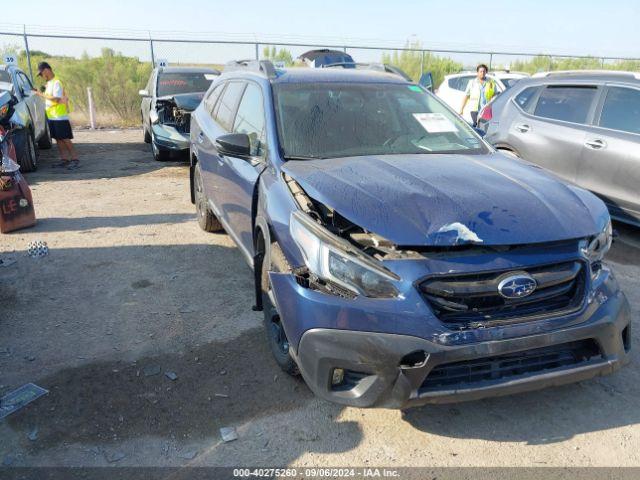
459,64,496,126
32,62,79,170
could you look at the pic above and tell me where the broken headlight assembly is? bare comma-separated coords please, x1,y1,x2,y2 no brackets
582,219,613,278
290,210,400,298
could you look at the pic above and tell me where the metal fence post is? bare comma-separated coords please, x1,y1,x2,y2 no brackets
23,25,33,81
420,50,424,74
87,87,96,129
255,43,259,60
489,53,493,70
149,32,155,66
601,57,605,68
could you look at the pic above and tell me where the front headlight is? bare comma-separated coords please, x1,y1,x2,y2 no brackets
290,211,400,298
583,219,613,265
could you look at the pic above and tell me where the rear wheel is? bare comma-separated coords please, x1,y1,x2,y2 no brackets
38,121,52,149
260,235,299,376
17,129,38,172
194,165,222,232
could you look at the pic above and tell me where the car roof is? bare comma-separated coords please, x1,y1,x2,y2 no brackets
272,67,409,84
156,66,220,74
531,70,640,82
222,66,411,85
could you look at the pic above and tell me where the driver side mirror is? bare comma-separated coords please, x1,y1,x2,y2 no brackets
419,71,434,92
215,133,251,158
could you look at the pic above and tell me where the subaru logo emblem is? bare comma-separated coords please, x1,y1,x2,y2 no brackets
498,273,537,299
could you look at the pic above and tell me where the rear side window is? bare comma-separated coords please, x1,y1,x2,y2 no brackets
598,87,640,134
533,86,597,124
233,83,266,156
204,83,224,115
448,76,473,92
514,86,538,111
215,82,246,131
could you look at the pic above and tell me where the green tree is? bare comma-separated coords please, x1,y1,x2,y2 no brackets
262,46,294,66
381,40,462,86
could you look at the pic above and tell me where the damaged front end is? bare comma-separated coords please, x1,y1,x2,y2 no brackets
151,93,204,151
265,171,630,408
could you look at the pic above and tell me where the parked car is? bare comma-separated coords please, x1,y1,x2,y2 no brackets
0,64,51,172
139,66,220,161
437,71,529,123
478,70,640,227
189,60,630,408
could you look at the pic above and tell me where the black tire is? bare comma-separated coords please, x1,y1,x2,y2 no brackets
17,129,38,172
143,120,151,144
260,236,299,376
151,133,170,161
37,121,52,149
194,165,222,232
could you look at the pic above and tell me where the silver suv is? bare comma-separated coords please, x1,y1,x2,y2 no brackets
478,70,640,227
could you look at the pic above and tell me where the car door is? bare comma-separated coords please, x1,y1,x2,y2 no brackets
216,81,269,255
504,84,600,183
15,71,44,139
197,81,246,221
578,84,640,220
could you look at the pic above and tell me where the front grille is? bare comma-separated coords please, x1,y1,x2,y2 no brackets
421,339,601,391
419,261,587,329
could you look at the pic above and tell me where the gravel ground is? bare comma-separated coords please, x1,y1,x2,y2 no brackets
0,129,639,470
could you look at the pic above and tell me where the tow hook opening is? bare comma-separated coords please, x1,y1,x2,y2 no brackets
330,368,370,391
400,350,428,369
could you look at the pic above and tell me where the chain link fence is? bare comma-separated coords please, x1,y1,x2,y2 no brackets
1,24,638,127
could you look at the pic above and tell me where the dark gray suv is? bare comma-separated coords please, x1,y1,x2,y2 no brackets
478,70,640,227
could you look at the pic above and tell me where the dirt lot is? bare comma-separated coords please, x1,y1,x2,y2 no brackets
1,129,639,469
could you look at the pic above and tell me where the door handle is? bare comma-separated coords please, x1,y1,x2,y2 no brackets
197,132,205,144
585,139,607,150
514,124,530,133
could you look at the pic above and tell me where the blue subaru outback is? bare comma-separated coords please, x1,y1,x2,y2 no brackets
189,60,630,408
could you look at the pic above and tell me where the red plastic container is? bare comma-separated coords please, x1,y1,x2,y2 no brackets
0,131,36,233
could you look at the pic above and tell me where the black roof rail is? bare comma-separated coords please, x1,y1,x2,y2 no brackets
323,62,413,82
224,59,277,78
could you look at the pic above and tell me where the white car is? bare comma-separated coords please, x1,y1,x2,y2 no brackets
436,71,529,123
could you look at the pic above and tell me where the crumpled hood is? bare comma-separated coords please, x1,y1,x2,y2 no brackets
157,92,205,111
282,153,608,246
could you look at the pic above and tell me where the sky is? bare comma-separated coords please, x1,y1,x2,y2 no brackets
4,0,639,63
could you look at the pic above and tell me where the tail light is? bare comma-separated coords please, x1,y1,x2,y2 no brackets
479,104,493,122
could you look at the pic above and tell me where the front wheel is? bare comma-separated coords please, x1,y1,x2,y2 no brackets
261,238,299,376
194,165,222,232
38,121,52,149
17,129,38,172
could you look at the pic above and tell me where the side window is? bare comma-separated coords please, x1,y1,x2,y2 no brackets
14,72,27,95
215,82,246,131
533,86,597,124
447,77,460,91
514,86,539,111
457,76,473,93
17,72,33,92
233,83,266,156
204,83,224,116
598,87,640,134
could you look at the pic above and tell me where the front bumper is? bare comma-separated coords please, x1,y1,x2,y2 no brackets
151,124,189,151
271,270,631,409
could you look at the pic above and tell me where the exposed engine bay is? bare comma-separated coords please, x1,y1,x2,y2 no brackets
154,92,204,134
